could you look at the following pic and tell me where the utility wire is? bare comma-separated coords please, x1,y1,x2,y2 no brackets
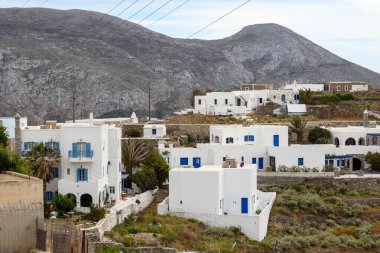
102,0,157,37
21,0,32,7
187,0,252,39
92,0,140,35
39,0,49,7
146,0,190,28
122,0,173,34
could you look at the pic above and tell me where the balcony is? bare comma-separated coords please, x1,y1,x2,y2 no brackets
68,150,94,162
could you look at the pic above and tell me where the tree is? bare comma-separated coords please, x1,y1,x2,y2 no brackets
0,146,28,174
307,127,331,144
141,151,169,188
0,125,9,147
289,117,307,144
365,152,380,171
53,194,75,215
122,139,151,174
27,142,60,197
299,88,313,105
129,168,158,192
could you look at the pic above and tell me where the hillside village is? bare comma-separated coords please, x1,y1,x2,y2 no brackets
1,79,380,253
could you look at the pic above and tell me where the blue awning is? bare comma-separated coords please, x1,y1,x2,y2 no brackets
325,155,353,159
367,133,380,137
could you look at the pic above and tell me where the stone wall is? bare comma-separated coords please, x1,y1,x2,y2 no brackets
307,105,366,119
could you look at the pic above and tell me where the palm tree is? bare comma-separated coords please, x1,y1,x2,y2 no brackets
289,116,307,144
300,88,313,105
27,142,60,197
122,139,151,175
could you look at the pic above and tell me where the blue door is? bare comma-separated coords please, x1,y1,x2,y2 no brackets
241,198,248,214
273,135,279,147
258,158,264,169
193,157,201,168
252,158,257,164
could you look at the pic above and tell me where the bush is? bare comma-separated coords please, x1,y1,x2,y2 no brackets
204,227,235,238
53,194,75,215
130,169,158,192
308,127,331,144
84,205,106,222
141,151,169,188
365,152,380,171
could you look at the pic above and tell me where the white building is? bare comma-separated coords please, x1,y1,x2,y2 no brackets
20,120,122,208
158,161,276,241
283,80,325,92
194,89,299,116
66,112,138,125
143,124,167,139
0,116,27,138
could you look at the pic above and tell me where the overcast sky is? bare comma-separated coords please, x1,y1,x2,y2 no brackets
1,0,380,73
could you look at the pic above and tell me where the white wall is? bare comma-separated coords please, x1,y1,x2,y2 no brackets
143,125,166,138
283,83,324,92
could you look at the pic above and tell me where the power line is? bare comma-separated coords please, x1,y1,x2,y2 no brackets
21,0,32,7
187,0,252,39
92,0,140,35
39,0,49,7
102,0,157,37
146,0,190,28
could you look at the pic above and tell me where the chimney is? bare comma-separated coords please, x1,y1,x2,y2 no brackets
14,113,21,154
364,110,369,128
222,157,238,168
89,112,94,125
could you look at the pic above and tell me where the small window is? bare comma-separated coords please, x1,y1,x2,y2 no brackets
180,157,189,166
241,156,244,162
337,86,341,91
152,128,157,135
67,168,70,175
225,99,228,105
259,98,263,104
223,157,226,161
298,158,304,166
344,86,349,91
198,99,201,105
214,99,217,105
226,137,234,144
245,87,249,91
109,186,115,194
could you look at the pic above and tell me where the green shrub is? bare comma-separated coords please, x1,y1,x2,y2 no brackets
84,205,106,222
204,227,235,238
256,209,262,215
53,194,75,215
130,168,158,192
96,246,120,253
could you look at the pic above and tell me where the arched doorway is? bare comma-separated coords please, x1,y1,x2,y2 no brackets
358,138,365,146
66,194,77,206
281,94,286,102
335,138,340,147
352,158,362,171
80,194,93,207
345,138,356,146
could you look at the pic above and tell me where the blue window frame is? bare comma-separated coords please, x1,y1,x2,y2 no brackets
298,158,304,166
53,167,59,178
76,168,88,182
341,160,345,167
241,198,248,214
252,158,257,164
244,135,255,142
337,160,340,166
273,135,280,147
180,157,189,166
193,157,201,168
44,191,55,202
258,158,264,169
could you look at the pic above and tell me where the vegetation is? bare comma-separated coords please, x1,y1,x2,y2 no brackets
0,125,9,147
165,114,244,125
122,139,151,174
26,142,60,196
107,184,380,253
129,169,158,192
308,126,332,144
365,152,380,171
0,146,28,174
289,116,307,144
84,205,106,222
299,88,313,105
189,87,214,107
53,194,75,215
124,128,142,138
140,151,169,188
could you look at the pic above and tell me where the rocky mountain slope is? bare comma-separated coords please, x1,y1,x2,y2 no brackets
1,8,379,123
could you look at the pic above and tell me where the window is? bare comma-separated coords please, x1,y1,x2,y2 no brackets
245,87,249,91
152,128,157,135
344,86,349,91
180,157,189,166
53,167,59,178
252,158,257,164
241,156,244,162
76,168,88,182
244,135,255,142
214,99,217,105
109,186,115,194
24,142,35,150
72,142,92,158
223,157,226,161
226,137,234,144
67,168,70,175
273,95,276,99
225,99,228,105
198,99,201,105
337,86,341,91
237,98,241,106
259,98,263,104
298,158,304,166
77,142,86,157
45,191,55,202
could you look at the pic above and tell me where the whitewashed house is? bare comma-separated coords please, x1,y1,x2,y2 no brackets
143,124,167,139
19,118,122,208
283,80,325,92
194,89,299,116
158,159,276,241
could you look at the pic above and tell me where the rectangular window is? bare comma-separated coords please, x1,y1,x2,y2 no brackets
298,158,304,166
198,99,201,105
53,167,59,178
226,137,234,144
109,186,115,194
225,99,228,105
214,99,217,105
67,168,70,175
77,168,88,182
180,157,188,166
252,158,257,164
77,142,86,157
241,156,244,162
241,198,248,214
237,98,241,106
337,86,341,91
345,86,349,91
223,157,226,162
259,98,263,104
152,129,157,135
273,135,280,147
341,160,345,167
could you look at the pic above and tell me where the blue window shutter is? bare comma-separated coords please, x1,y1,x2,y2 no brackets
273,135,279,147
180,157,188,166
298,158,304,166
84,169,88,182
54,167,59,178
24,142,28,150
76,169,80,182
251,135,255,141
341,160,345,166
258,158,264,169
44,192,48,202
86,143,91,157
241,198,248,214
45,142,49,148
252,158,257,164
244,136,248,142
72,143,78,158
337,160,340,166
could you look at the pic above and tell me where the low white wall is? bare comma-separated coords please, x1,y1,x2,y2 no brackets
158,191,276,241
86,189,157,239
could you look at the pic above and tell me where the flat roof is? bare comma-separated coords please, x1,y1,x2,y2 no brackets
0,172,32,182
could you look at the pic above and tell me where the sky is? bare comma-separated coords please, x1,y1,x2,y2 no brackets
1,0,379,73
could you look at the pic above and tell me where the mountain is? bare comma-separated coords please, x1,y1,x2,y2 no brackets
1,8,379,123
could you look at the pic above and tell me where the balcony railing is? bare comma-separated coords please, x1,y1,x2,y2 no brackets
68,150,94,162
